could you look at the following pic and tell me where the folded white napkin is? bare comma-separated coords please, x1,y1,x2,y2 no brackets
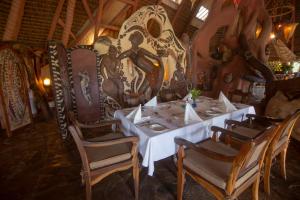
183,93,192,101
184,103,203,124
145,96,157,107
126,104,142,123
218,91,237,112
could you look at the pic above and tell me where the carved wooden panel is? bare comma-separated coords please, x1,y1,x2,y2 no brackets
68,47,103,123
94,5,188,108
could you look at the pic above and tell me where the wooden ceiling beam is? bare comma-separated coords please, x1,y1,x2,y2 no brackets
47,0,65,40
81,0,95,25
172,0,186,26
183,0,202,34
117,0,135,6
62,0,76,46
94,0,104,42
103,0,115,11
111,5,130,24
58,18,77,40
76,23,94,44
2,0,26,40
100,24,121,31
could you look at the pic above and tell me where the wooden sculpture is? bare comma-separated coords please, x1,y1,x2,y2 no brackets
191,0,274,97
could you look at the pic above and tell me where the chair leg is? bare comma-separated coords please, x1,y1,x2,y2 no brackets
177,146,185,200
133,160,139,200
252,176,260,200
264,155,272,196
177,171,185,200
86,181,92,200
280,149,287,180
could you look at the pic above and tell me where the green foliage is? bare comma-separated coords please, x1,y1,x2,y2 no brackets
268,61,293,73
281,63,293,73
190,88,202,100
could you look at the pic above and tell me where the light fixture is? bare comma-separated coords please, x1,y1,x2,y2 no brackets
270,32,276,39
43,78,51,86
256,25,262,38
283,23,298,42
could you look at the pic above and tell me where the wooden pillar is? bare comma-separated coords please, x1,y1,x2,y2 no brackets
2,0,26,40
62,0,76,46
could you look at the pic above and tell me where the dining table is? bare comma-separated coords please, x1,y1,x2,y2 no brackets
114,96,256,176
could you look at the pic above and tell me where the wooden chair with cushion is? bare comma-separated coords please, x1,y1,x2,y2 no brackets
68,114,140,200
225,109,300,196
175,124,276,200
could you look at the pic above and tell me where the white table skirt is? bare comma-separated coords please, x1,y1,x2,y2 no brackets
114,99,255,176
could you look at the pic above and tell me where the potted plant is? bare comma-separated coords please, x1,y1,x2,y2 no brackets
190,88,202,107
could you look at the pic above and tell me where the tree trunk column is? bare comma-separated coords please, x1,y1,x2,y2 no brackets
2,0,26,40
62,0,76,47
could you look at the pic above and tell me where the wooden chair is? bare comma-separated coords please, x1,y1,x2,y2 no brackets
228,90,250,104
225,110,300,196
175,124,276,200
68,115,140,200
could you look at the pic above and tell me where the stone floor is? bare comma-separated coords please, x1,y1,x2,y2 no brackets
0,118,300,200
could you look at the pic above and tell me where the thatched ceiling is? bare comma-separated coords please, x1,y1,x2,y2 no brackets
0,0,299,56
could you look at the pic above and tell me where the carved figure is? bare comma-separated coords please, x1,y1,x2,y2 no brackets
170,62,188,98
181,33,192,79
118,31,164,96
100,45,125,105
78,71,92,105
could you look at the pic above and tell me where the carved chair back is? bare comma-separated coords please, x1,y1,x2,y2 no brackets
268,109,300,154
49,41,105,138
225,125,276,193
67,46,104,123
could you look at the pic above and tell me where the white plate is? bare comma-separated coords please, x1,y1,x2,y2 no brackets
143,123,169,132
205,110,219,116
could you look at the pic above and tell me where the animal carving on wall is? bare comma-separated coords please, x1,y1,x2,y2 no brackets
94,5,187,110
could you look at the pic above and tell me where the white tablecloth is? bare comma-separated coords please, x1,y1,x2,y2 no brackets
114,96,255,176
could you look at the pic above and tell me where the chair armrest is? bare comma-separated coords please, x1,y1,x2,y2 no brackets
225,119,250,128
246,114,283,123
83,136,139,148
211,126,251,141
77,119,121,129
174,137,235,162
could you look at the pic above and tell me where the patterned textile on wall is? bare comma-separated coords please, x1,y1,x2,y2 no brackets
0,48,32,137
94,5,188,108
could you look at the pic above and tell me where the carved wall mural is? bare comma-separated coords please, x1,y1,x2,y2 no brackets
94,5,188,107
191,0,274,97
49,6,189,137
0,48,32,136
